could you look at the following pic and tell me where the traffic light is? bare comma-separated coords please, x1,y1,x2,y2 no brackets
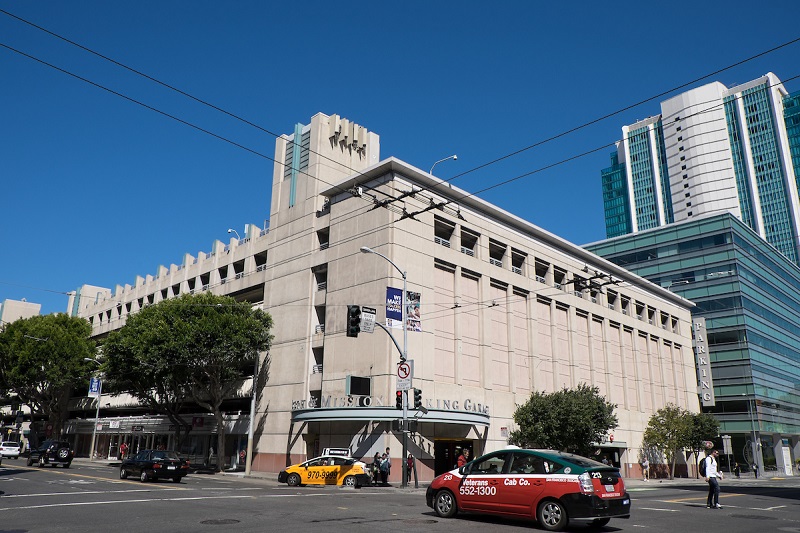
346,305,361,338
395,390,404,409
413,388,422,409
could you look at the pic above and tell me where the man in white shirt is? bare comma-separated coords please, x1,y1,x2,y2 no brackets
704,449,724,509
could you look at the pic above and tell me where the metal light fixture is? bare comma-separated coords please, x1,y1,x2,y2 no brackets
429,154,457,175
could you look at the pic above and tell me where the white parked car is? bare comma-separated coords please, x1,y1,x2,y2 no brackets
0,441,21,459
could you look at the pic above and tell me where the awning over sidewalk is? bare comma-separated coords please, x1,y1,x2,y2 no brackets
291,407,490,426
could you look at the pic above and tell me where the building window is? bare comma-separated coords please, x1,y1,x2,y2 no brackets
460,227,479,257
434,216,455,248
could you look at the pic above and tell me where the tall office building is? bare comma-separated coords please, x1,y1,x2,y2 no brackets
602,73,800,265
587,213,800,475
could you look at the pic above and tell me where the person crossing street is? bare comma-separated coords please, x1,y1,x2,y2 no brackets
704,449,724,509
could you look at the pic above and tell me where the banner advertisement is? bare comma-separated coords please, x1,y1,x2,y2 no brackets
385,287,422,331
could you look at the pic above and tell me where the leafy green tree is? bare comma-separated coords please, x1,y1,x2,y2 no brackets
687,412,720,477
642,403,693,479
509,384,618,456
102,293,273,470
0,314,95,443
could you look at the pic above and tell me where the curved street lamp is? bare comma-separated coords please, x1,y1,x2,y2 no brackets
429,154,457,175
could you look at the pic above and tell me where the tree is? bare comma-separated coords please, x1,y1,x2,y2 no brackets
0,314,95,444
687,412,720,478
509,384,618,456
102,293,273,470
642,403,694,479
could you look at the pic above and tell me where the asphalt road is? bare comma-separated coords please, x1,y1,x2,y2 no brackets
0,458,798,533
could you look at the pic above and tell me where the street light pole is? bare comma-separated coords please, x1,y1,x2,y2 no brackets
85,357,102,461
90,380,102,460
360,246,409,488
245,354,259,475
744,394,759,474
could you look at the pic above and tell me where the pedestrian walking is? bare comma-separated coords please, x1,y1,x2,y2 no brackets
641,456,650,481
371,452,381,485
733,462,740,478
704,449,724,509
379,452,391,484
119,442,128,460
406,453,414,481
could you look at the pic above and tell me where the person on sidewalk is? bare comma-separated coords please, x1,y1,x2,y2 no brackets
641,457,650,481
704,449,724,509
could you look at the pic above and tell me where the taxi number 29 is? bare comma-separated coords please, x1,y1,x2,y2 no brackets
459,485,497,496
307,471,337,480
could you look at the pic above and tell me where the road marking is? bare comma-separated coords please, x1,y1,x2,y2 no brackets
2,489,156,499
18,466,189,489
638,507,679,512
0,494,254,511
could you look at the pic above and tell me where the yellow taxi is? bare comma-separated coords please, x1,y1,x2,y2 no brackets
278,455,371,488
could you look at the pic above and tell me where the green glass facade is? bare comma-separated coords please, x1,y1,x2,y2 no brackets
724,83,798,264
602,151,632,238
587,213,800,474
785,91,800,196
627,126,661,231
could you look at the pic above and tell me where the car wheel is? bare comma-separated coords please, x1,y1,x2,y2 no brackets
38,456,45,468
57,448,70,460
286,473,301,487
343,475,357,487
590,517,611,528
538,500,568,532
434,490,458,518
140,471,149,483
120,467,128,479
26,456,34,467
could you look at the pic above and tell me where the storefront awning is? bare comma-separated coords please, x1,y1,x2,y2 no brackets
292,407,490,426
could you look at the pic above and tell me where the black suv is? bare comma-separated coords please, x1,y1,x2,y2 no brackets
27,440,74,468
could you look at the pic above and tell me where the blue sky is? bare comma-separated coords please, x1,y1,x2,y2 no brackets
1,1,798,316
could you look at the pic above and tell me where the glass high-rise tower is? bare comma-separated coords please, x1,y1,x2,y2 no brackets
602,73,800,265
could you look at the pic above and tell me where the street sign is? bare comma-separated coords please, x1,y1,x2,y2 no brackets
721,434,732,455
361,306,376,333
396,360,414,390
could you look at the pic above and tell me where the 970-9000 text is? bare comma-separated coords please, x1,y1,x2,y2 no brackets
459,486,497,496
307,471,337,479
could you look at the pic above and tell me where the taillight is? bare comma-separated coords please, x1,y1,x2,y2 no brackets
153,463,162,469
578,472,595,494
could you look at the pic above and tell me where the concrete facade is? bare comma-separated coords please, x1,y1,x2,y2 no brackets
70,113,698,480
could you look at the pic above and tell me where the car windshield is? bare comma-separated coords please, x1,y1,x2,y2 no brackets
2,442,17,446
151,451,180,460
554,452,609,468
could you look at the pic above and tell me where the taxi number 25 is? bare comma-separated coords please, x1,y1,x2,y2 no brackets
306,470,338,479
459,486,497,496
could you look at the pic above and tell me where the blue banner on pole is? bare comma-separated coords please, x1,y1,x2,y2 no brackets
88,377,101,398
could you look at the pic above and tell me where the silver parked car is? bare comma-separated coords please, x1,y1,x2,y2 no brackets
0,441,21,459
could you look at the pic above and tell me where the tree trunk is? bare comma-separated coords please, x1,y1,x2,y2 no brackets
215,410,226,472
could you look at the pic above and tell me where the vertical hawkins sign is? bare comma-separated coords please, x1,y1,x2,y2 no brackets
693,317,715,407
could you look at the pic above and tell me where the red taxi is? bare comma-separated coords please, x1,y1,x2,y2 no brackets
426,446,630,531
